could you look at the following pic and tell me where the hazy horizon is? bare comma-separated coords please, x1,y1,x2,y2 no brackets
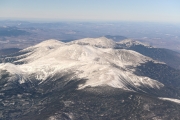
0,0,180,24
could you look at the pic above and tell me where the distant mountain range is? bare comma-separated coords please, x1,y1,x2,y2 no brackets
0,26,30,37
0,48,21,57
0,37,180,119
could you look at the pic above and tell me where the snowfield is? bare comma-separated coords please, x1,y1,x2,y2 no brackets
159,97,180,104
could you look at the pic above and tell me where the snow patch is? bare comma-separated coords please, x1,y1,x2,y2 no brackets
69,37,116,48
0,63,23,74
159,97,180,104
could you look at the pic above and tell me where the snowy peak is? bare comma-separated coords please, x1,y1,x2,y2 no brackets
34,39,65,47
117,39,152,48
69,37,116,48
16,39,65,63
69,37,152,49
24,39,65,51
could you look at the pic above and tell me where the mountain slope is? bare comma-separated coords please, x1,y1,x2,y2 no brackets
0,37,180,119
117,39,180,70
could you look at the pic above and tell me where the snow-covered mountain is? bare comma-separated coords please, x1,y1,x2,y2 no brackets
0,37,180,119
0,37,164,91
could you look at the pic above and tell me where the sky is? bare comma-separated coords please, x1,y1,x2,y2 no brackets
0,0,180,23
